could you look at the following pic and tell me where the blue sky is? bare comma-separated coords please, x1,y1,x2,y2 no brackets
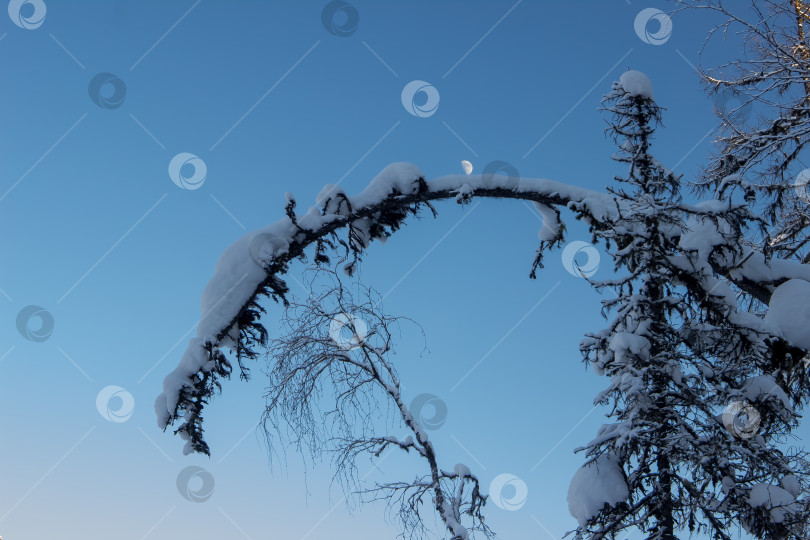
2,1,806,539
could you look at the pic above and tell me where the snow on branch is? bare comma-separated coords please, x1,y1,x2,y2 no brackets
156,161,810,456
154,163,616,454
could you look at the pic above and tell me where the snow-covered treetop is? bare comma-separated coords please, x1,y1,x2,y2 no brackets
618,70,653,99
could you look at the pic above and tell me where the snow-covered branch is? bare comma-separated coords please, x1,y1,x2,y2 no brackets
154,165,621,455
154,159,810,456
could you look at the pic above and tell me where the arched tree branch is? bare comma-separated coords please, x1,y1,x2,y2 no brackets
155,164,810,455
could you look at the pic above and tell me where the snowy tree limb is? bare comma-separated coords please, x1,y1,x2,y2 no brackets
156,164,810,456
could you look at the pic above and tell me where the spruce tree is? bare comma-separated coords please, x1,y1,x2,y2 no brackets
568,71,810,539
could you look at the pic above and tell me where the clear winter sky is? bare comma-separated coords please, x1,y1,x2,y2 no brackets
2,1,807,539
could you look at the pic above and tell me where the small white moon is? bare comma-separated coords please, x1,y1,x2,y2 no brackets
461,160,473,175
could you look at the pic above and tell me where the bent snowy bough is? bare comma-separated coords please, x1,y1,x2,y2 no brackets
156,162,810,456
154,163,620,455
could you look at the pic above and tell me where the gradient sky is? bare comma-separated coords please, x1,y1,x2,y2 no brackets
2,1,807,539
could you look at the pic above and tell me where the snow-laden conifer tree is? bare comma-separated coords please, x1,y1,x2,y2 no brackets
567,71,810,539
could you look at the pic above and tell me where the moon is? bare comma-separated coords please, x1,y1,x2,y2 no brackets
461,160,473,175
